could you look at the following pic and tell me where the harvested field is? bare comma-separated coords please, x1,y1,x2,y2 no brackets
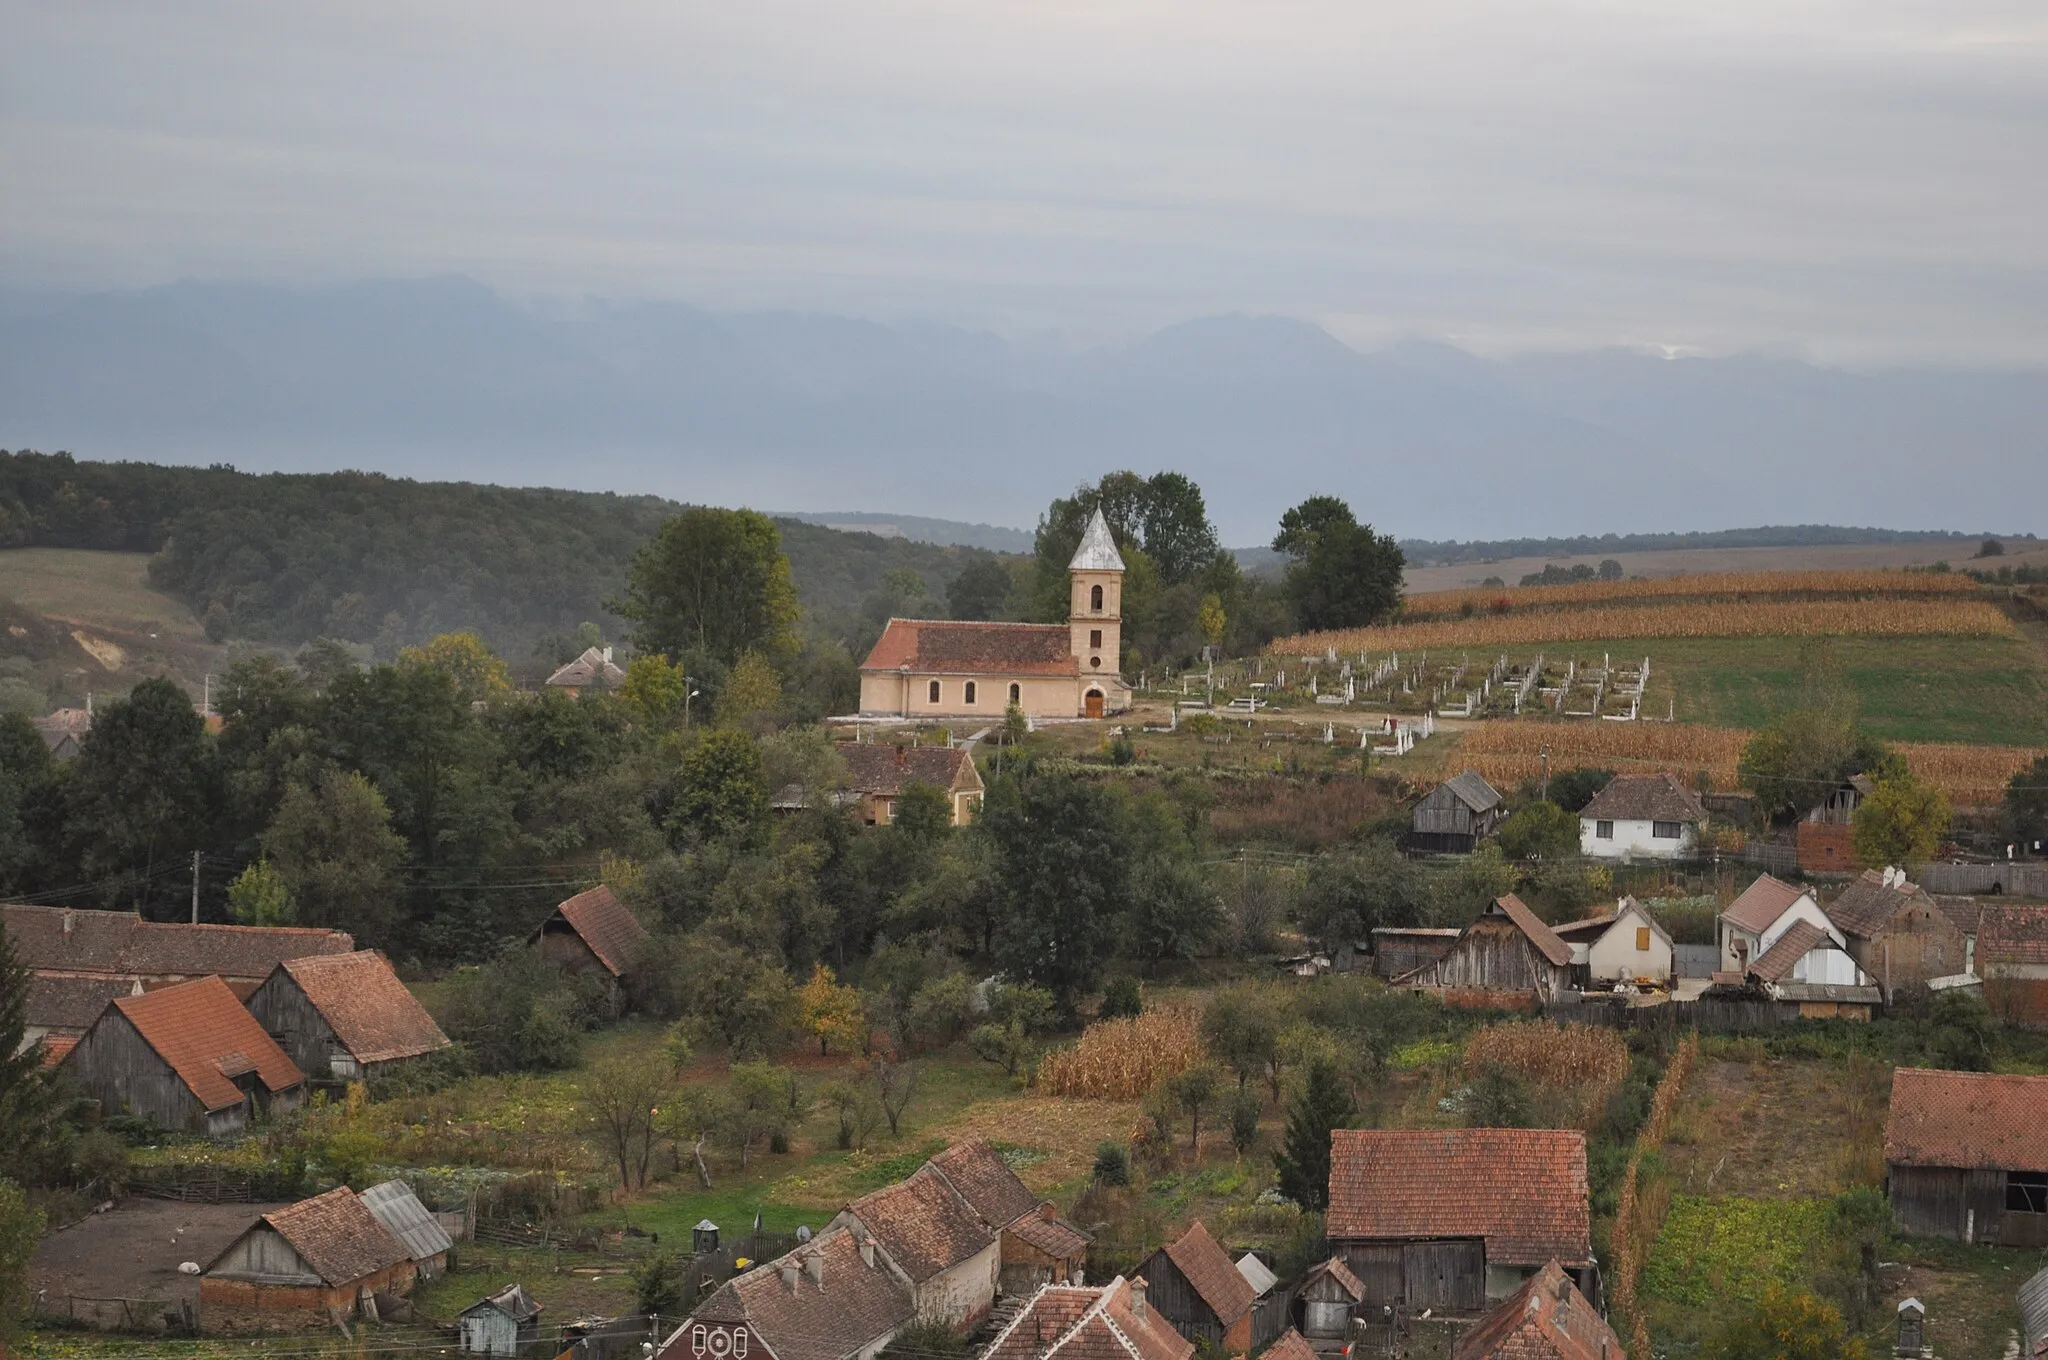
1399,540,2048,595
1401,569,1980,621
1272,598,2014,655
926,1097,1139,1191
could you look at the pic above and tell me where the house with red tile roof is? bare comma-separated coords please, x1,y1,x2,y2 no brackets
858,509,1131,721
529,885,650,991
827,1163,1002,1327
834,743,985,827
1576,773,1705,861
545,645,626,695
244,950,451,1081
1327,1128,1595,1313
1398,895,1575,1008
928,1141,1090,1293
1885,1068,2048,1247
1716,873,1830,975
1825,868,1970,1001
1976,905,2048,1025
60,975,306,1137
981,1277,1195,1360
659,1225,916,1360
2,902,355,998
1136,1222,1257,1354
201,1186,417,1332
1450,1260,1624,1360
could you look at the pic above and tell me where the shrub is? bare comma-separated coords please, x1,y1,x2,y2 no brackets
1099,976,1144,1021
1228,1090,1262,1156
1092,1141,1132,1187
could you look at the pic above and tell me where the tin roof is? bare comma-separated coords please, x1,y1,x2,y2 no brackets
465,1283,543,1323
1068,509,1127,572
1440,769,1503,815
359,1180,455,1264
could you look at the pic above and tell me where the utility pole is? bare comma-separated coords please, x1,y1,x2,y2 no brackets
1540,747,1550,804
191,850,201,924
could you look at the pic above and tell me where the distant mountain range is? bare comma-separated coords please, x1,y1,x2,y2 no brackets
4,276,2045,544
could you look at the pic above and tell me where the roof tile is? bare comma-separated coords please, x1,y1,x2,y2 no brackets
88,976,305,1112
1327,1129,1591,1268
1155,1222,1254,1325
1579,774,1706,826
1720,874,1811,936
536,885,650,978
1746,919,1831,984
838,744,982,800
1826,869,1926,939
1450,1260,1624,1360
927,1139,1042,1227
679,1226,914,1360
861,620,1077,677
844,1164,995,1283
250,1187,411,1286
275,951,450,1065
1886,1068,2048,1172
985,1279,1192,1360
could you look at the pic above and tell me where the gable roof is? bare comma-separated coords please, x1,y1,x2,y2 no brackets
683,1225,914,1360
275,951,451,1065
1450,1260,1625,1360
843,1163,995,1283
983,1278,1193,1360
837,743,983,799
1234,1252,1278,1298
1826,869,1928,939
1490,895,1574,968
1549,914,1617,943
1440,770,1503,815
1153,1221,1255,1325
533,885,649,978
1327,1129,1592,1267
1579,773,1706,825
1299,1256,1364,1301
26,974,140,1033
1262,1332,1317,1360
1976,905,2048,966
0,903,354,983
1886,1068,2048,1172
465,1283,543,1323
359,1180,455,1264
1746,919,1833,984
1720,874,1811,936
928,1139,1040,1227
89,976,305,1113
861,619,1077,677
1069,509,1127,572
545,646,625,690
229,1187,412,1286
1008,1208,1093,1261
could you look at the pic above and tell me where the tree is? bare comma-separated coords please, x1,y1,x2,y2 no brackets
820,1079,884,1150
1980,537,2006,558
1706,1286,1868,1360
1546,767,1615,814
1272,496,1404,631
64,677,215,896
1273,1057,1355,1210
872,1057,921,1136
981,777,1134,1008
717,651,783,734
1166,1061,1223,1152
399,631,511,702
584,1053,670,1190
2007,754,2048,846
947,558,1014,621
0,1179,44,1342
797,964,867,1056
1463,1065,1533,1127
1197,594,1227,650
0,717,56,892
1497,802,1580,861
634,1250,687,1321
226,860,295,925
892,782,954,841
262,768,408,940
673,934,799,1059
622,653,691,728
1852,774,1950,867
670,729,769,844
1092,1140,1132,1187
1596,558,1624,580
1202,985,1283,1094
1293,839,1424,953
1099,976,1144,1021
616,507,800,667
1126,858,1224,961
1228,1089,1262,1156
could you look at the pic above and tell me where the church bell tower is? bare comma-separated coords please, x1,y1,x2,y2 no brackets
1068,508,1126,679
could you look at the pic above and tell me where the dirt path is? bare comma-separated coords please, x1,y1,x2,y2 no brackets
32,1197,292,1322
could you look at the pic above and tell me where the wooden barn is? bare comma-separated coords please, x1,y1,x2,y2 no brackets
1885,1067,2048,1247
1327,1128,1595,1313
1450,1260,1624,1360
1295,1256,1365,1339
1399,895,1574,1008
1135,1221,1256,1355
245,950,451,1082
1,902,353,997
529,885,650,992
459,1284,544,1356
1409,771,1505,854
1370,928,1462,981
200,1187,416,1332
60,975,306,1137
359,1180,455,1282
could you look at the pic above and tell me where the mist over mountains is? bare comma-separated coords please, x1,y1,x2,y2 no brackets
3,276,2043,545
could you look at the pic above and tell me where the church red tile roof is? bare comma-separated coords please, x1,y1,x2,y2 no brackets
861,619,1076,677
1328,1129,1591,1268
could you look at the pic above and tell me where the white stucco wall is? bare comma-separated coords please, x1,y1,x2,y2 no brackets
1719,895,1832,973
1789,944,1868,986
913,1239,1001,1327
1580,816,1696,861
1587,905,1673,983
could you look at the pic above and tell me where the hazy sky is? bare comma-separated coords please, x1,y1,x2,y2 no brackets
5,1,2047,365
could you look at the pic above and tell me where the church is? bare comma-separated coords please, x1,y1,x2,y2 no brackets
859,509,1133,720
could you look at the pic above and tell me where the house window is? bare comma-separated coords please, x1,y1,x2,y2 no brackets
1653,820,1682,839
1596,820,1614,840
1009,683,1021,703
1091,584,1104,612
964,681,977,704
928,680,941,703
2008,1171,2048,1214
1089,629,1102,649
1636,927,1651,952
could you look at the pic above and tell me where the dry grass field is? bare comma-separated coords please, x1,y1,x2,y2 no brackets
0,548,201,636
1400,539,2048,594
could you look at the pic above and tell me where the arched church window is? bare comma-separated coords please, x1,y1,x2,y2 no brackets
1009,683,1021,703
964,681,977,704
1090,584,1104,612
928,680,941,703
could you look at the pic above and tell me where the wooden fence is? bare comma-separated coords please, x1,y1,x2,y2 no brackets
1249,1285,1297,1350
130,1167,272,1204
1920,862,2048,897
1545,995,1793,1033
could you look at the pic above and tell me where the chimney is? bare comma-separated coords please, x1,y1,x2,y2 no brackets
602,646,612,664
805,1252,824,1287
62,908,75,940
860,1236,877,1269
779,1262,800,1293
1128,1278,1147,1318
1039,1202,1058,1221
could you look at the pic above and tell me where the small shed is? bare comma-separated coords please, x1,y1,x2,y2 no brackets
1295,1256,1364,1339
359,1180,455,1281
460,1283,544,1356
245,950,451,1082
1885,1067,2048,1247
1370,929,1461,981
1136,1222,1256,1354
1409,771,1505,854
1399,895,1574,1008
1584,898,1675,986
200,1187,416,1333
529,885,650,991
2021,1264,2048,1356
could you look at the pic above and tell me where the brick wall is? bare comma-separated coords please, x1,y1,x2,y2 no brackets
1797,822,1859,874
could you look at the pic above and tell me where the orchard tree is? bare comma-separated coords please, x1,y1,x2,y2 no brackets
1853,774,1951,867
1272,496,1404,631
797,964,866,1056
616,507,800,667
1498,802,1581,861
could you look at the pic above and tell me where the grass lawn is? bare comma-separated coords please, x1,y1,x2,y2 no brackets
0,548,201,635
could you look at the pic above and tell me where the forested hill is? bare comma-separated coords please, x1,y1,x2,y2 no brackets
0,450,997,655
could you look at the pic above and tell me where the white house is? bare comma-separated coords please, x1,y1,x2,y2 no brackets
1746,918,1875,991
1584,898,1675,985
1718,873,1834,974
1578,774,1706,861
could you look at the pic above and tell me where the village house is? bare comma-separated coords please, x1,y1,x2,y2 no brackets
1294,1257,1366,1340
528,884,650,994
358,1180,455,1283
1716,873,1832,975
1,902,355,997
459,1284,545,1357
927,1140,1090,1294
1825,867,1972,1002
980,1277,1194,1360
545,646,626,696
1135,1221,1256,1354
1327,1128,1596,1313
1398,895,1575,1008
1450,1260,1625,1360
1975,905,2048,1026
1884,1067,2048,1247
1740,918,1880,1019
61,975,307,1136
1371,928,1462,981
859,508,1131,720
245,950,451,1082
200,1186,416,1332
1554,898,1674,988
827,1163,1002,1327
1408,770,1506,855
1576,773,1705,862
835,742,986,828
32,706,90,760
661,1226,916,1360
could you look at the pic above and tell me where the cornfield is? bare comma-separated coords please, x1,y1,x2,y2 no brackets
1271,599,2014,655
1038,1006,1204,1100
1463,1020,1629,1094
1402,569,1980,621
